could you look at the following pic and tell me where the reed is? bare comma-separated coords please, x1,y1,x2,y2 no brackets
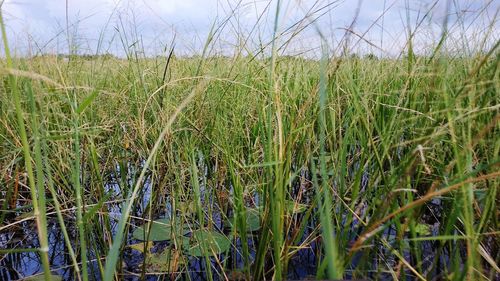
0,8,51,281
0,1,499,280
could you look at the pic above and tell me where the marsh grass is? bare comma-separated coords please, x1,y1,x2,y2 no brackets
1,1,499,280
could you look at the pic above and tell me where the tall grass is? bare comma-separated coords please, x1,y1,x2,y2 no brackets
1,1,499,280
0,8,51,281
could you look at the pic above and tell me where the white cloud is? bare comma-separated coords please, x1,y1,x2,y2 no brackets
0,0,497,57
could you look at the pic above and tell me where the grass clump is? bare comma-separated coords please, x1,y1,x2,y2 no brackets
0,1,499,281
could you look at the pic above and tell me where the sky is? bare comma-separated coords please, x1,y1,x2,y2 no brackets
1,0,498,57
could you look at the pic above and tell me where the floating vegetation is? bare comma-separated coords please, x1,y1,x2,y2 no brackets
127,241,154,253
132,218,190,242
24,274,62,281
226,208,261,233
284,200,308,214
0,1,499,280
186,230,232,257
144,247,185,273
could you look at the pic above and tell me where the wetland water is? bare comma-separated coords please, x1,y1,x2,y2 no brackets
1,162,321,280
0,159,448,281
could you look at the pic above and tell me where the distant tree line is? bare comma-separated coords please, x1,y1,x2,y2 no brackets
31,53,118,60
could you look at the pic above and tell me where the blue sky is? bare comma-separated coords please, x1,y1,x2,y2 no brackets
1,0,498,57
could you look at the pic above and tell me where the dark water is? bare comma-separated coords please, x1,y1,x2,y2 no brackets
0,161,318,280
0,207,318,280
0,157,458,281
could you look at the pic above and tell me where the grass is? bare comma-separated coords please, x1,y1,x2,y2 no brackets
0,1,499,280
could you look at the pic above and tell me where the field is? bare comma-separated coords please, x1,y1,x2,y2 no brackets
0,2,499,281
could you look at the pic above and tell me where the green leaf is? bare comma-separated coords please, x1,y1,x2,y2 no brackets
285,200,308,214
414,223,431,235
17,210,35,220
24,274,62,281
227,208,261,232
145,247,185,273
133,218,190,242
76,90,99,114
178,200,197,216
128,241,154,253
83,192,112,223
244,208,261,231
186,230,231,257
